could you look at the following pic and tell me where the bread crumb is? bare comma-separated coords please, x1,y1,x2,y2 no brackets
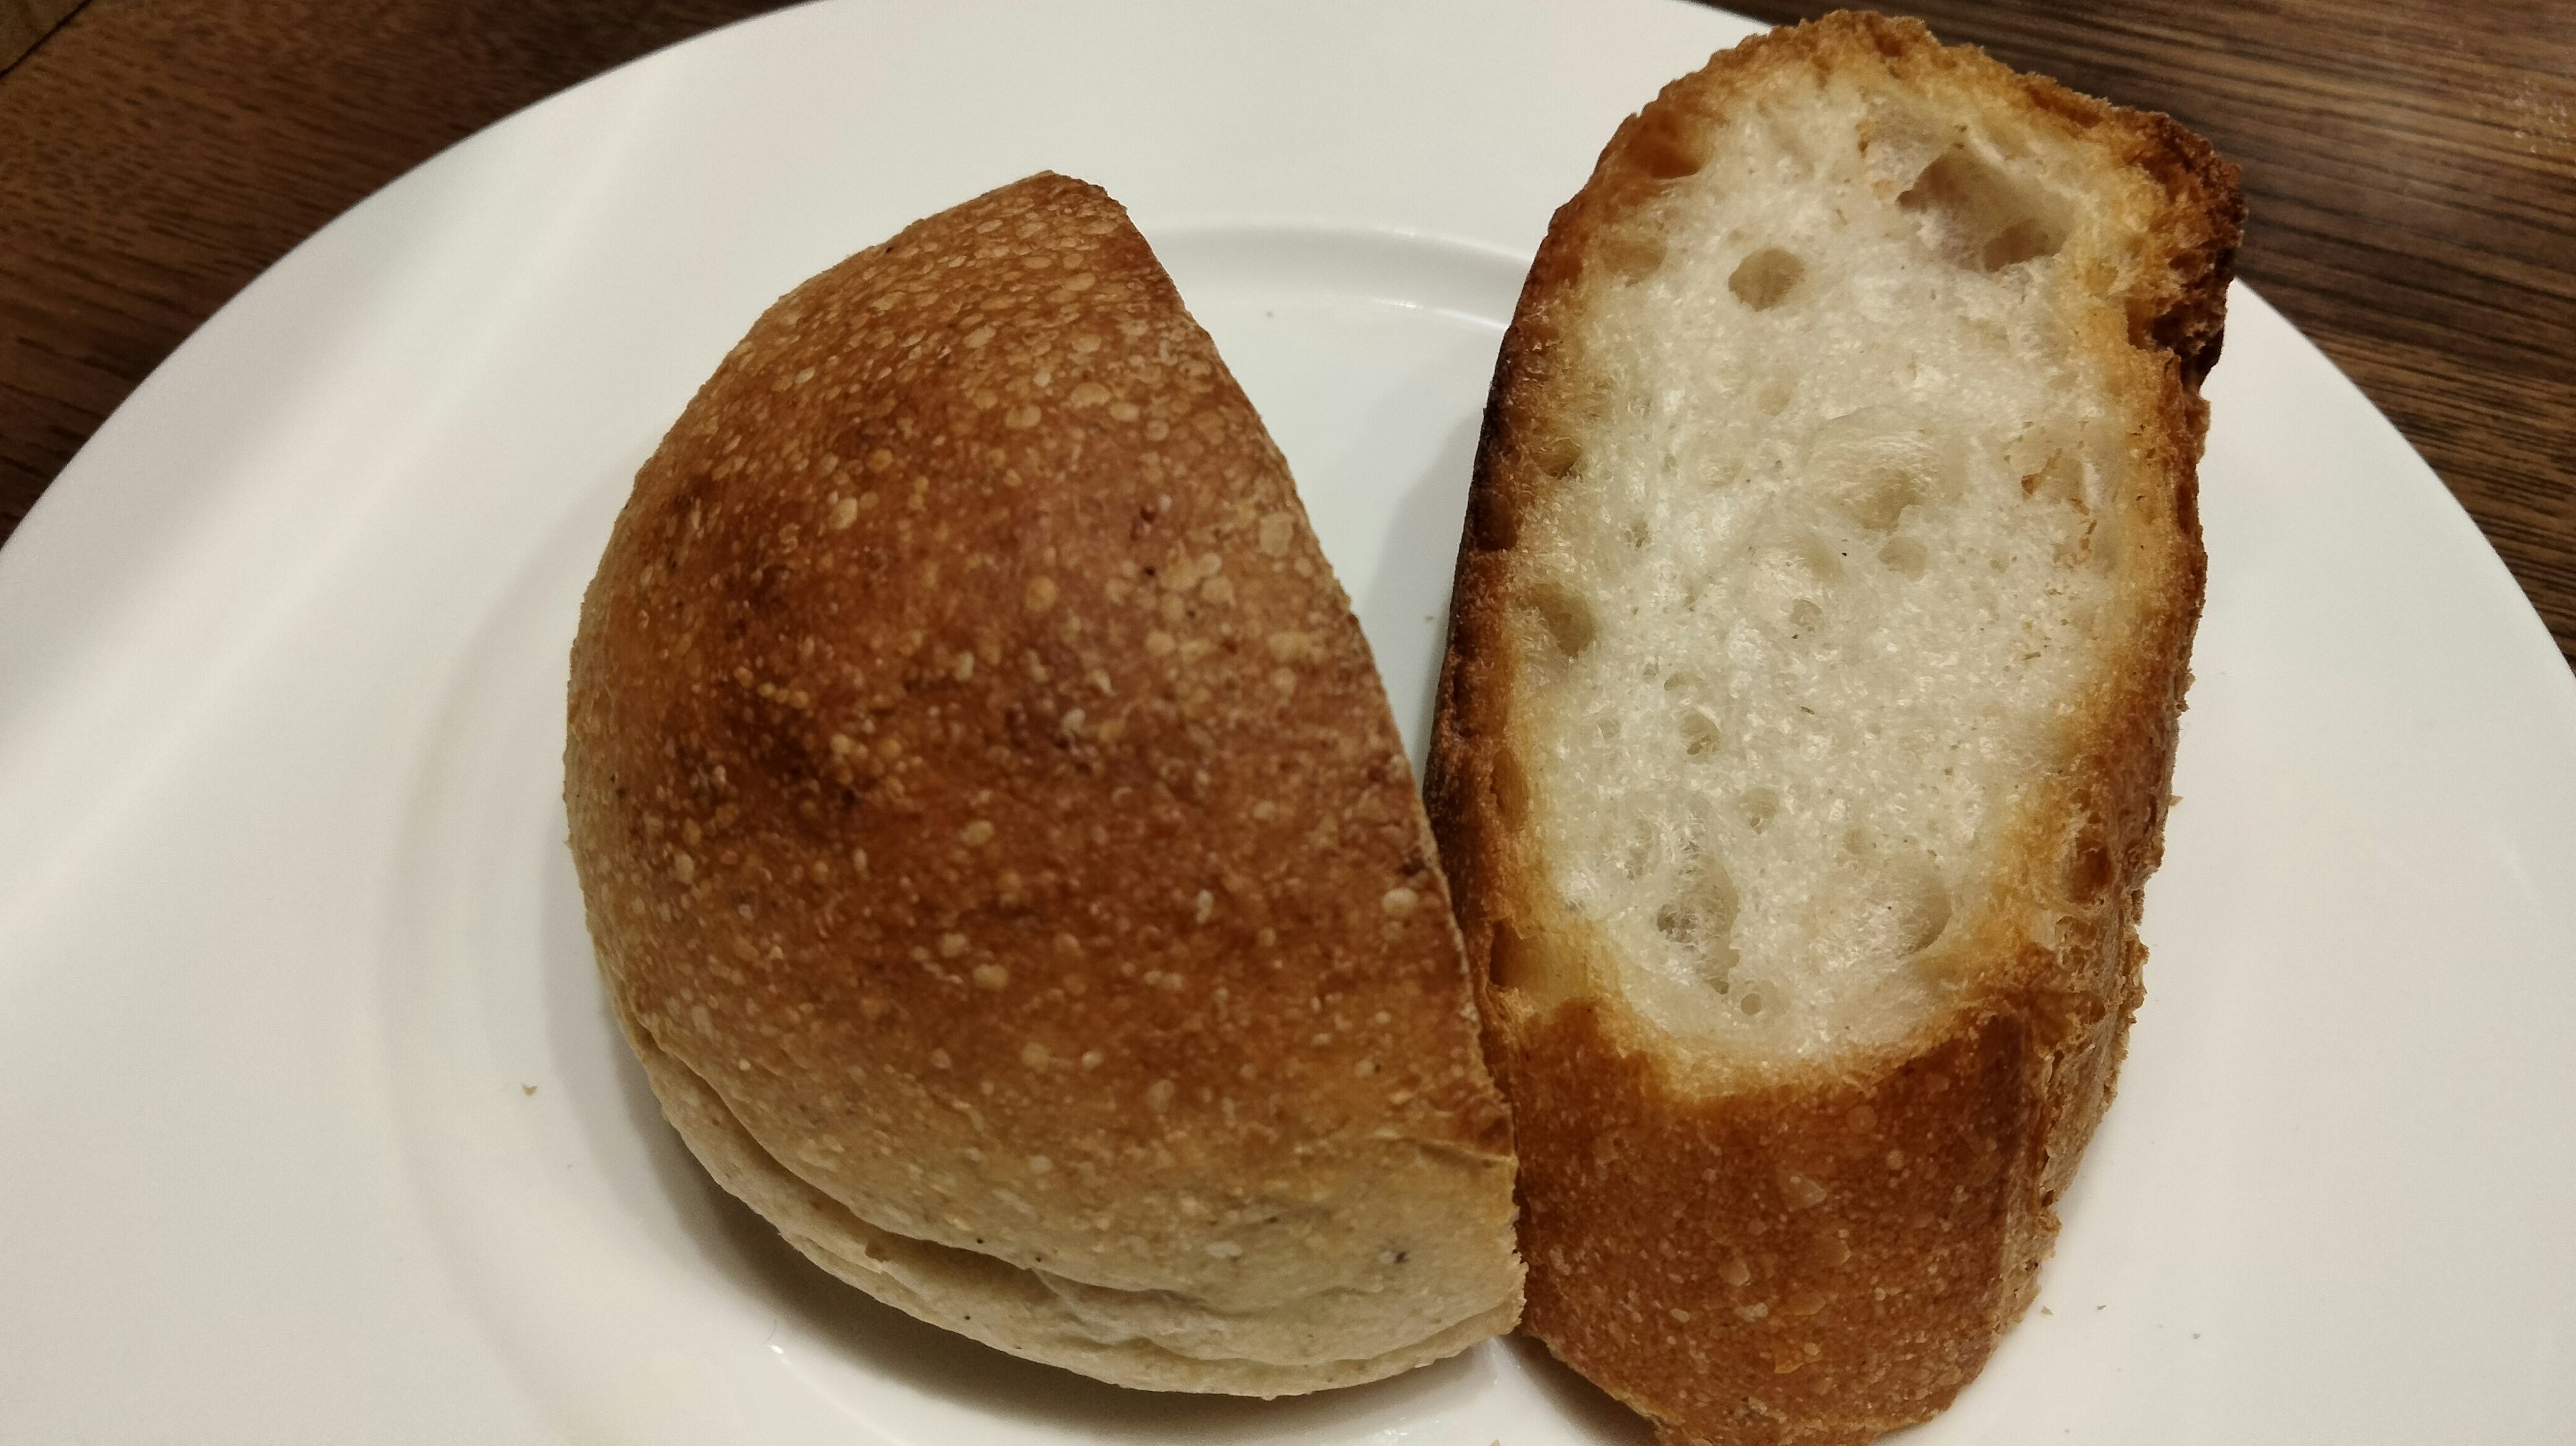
1024,576,1059,612
973,963,1010,990
1381,887,1419,917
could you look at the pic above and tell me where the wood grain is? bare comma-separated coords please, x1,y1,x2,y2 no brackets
1,0,2571,666
0,0,796,535
0,0,80,70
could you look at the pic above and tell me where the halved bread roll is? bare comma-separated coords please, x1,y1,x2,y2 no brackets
1425,15,2239,1443
566,173,1521,1394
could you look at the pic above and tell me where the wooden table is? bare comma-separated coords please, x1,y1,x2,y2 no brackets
4,0,2571,667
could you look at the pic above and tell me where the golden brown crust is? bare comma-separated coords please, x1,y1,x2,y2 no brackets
1424,13,2239,1443
566,173,1519,1392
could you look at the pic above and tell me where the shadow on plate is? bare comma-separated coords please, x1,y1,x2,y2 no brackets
1354,409,1482,767
1501,1336,1657,1445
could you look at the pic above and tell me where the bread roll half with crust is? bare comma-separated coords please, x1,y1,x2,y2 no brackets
1426,15,2239,1443
566,173,1521,1394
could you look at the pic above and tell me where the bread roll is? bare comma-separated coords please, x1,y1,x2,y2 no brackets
566,172,1521,1394
1424,15,2239,1443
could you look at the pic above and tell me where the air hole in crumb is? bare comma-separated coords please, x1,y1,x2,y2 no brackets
1682,710,1723,757
2022,449,2087,508
1878,537,1928,577
1656,859,1741,987
1620,108,1709,179
1788,599,1824,632
1625,516,1652,549
1983,219,2059,270
1740,787,1780,831
1830,465,1922,534
1533,436,1583,478
1807,412,1951,535
1491,920,1579,1007
1728,247,1807,311
1790,533,1845,581
1898,148,2068,273
1882,850,1954,954
1896,885,1951,954
1739,991,1765,1016
1523,581,1599,659
1663,671,1701,693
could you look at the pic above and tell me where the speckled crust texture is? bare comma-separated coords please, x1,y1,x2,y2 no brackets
1424,14,2239,1445
566,173,1520,1394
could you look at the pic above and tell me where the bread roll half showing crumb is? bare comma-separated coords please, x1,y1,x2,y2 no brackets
566,173,1521,1395
1426,15,2239,1444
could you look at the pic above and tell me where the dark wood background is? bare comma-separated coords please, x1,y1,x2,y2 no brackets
3,0,2571,666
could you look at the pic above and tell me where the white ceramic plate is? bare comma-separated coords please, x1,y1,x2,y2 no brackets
3,1,2572,1441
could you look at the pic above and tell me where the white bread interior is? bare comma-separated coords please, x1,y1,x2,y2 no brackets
1511,48,2163,1069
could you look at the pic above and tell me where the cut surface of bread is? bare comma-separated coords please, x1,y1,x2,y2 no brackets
566,173,1520,1395
1426,14,2237,1444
